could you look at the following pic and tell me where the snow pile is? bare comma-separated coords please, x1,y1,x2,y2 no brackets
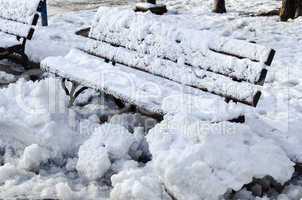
111,166,172,200
77,123,136,181
18,144,50,172
0,78,85,158
77,142,111,181
145,114,294,200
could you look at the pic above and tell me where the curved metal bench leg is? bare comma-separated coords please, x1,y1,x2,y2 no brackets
113,97,126,109
20,52,29,69
61,79,88,107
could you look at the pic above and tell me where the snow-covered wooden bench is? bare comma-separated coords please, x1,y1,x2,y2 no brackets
41,7,275,122
0,0,46,68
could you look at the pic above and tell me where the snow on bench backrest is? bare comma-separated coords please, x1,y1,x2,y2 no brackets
88,7,274,85
0,0,41,24
80,7,275,107
0,0,41,38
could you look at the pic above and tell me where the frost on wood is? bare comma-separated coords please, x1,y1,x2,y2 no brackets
84,40,261,105
0,0,41,24
88,7,271,83
0,18,33,38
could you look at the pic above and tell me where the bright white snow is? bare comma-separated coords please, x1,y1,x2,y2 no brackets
0,0,302,199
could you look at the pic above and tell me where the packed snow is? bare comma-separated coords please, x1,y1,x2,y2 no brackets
1,0,302,199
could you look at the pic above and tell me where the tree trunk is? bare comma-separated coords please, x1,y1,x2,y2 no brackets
280,0,302,21
213,0,226,13
295,0,302,18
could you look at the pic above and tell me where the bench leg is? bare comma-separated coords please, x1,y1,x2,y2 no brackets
61,78,88,107
113,97,126,109
20,52,29,69
1,44,31,69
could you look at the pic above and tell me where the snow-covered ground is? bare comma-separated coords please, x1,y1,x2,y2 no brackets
0,0,302,199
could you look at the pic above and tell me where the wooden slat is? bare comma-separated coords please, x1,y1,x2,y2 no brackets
209,37,275,65
0,17,33,38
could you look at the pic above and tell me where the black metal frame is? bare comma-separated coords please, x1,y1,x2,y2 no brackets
61,78,88,107
0,37,29,67
0,0,47,68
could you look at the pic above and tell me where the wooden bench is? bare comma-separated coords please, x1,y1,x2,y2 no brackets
0,0,46,68
41,7,275,122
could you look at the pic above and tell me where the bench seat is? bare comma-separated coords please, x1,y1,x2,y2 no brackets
42,49,244,121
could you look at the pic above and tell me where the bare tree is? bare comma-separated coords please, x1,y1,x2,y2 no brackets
280,0,302,21
213,0,226,13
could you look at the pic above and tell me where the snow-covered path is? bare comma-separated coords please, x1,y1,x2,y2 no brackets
0,0,302,199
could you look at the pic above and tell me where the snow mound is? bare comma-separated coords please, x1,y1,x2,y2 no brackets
92,123,136,160
0,163,31,184
147,114,294,200
76,123,136,180
0,78,85,158
77,143,111,181
111,166,172,200
18,144,50,172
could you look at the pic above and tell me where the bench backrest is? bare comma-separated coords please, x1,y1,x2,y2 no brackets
0,0,42,39
81,7,275,107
